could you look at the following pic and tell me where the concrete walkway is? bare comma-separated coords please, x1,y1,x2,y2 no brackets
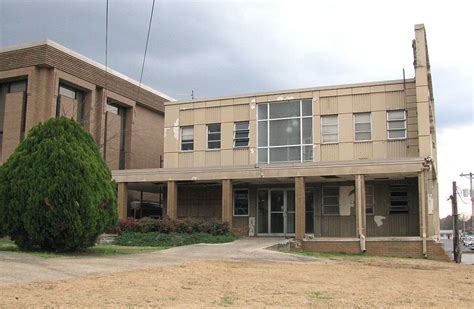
0,238,318,286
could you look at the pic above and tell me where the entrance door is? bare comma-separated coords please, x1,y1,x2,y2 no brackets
258,189,295,236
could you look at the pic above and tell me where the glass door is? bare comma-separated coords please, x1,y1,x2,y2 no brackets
257,189,296,236
270,190,285,234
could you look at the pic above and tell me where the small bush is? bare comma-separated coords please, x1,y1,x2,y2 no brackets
115,217,230,236
114,232,237,247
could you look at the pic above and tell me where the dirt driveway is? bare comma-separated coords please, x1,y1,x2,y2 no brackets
0,238,313,286
1,238,473,308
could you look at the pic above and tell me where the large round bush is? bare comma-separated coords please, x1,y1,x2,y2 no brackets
0,117,117,251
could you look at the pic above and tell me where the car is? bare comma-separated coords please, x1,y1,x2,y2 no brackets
462,236,474,247
469,242,474,250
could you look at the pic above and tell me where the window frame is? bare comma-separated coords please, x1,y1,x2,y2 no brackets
233,121,249,148
354,112,372,142
233,189,249,216
257,99,313,164
206,123,221,150
387,110,407,140
365,185,375,215
321,114,339,144
322,186,340,215
389,184,409,213
180,126,194,151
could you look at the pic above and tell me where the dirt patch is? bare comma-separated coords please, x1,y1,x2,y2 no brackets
1,258,472,308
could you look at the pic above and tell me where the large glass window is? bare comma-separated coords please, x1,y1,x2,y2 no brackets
107,101,127,169
207,123,221,149
354,113,371,141
234,121,249,147
321,115,338,143
257,99,312,163
322,186,339,215
181,126,194,151
233,189,249,216
387,110,406,139
57,83,85,122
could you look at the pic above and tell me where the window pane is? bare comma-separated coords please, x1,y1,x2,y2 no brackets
181,142,193,151
322,115,337,126
269,146,300,162
355,132,371,141
302,99,312,116
355,123,371,132
324,206,339,215
258,148,268,163
388,130,405,139
258,121,268,147
208,124,220,133
323,133,338,143
208,141,221,149
269,101,300,118
258,104,268,120
323,187,339,196
269,119,300,146
355,113,370,123
303,145,313,161
388,110,405,120
59,85,76,99
305,191,314,212
388,121,405,130
235,139,249,147
302,118,313,144
323,196,339,205
208,132,221,142
234,190,249,216
9,81,26,93
235,131,249,139
235,122,249,131
107,104,119,114
322,125,337,135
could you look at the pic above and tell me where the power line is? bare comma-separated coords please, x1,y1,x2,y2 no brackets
137,0,156,102
105,0,109,93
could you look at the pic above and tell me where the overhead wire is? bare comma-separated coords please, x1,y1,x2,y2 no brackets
136,0,156,102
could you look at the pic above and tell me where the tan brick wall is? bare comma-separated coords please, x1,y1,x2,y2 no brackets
302,240,450,261
177,185,221,219
104,111,121,170
1,92,24,162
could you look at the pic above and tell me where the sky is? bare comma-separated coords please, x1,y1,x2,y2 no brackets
1,0,473,218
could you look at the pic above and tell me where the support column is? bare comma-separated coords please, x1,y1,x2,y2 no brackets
295,176,306,240
117,182,128,220
418,171,427,257
222,179,233,229
167,181,178,219
355,175,366,252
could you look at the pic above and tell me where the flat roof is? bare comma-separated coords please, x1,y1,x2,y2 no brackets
0,39,176,102
167,78,415,105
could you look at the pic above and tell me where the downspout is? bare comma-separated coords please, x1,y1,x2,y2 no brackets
420,167,429,258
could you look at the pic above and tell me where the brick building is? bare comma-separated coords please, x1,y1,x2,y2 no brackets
1,25,444,259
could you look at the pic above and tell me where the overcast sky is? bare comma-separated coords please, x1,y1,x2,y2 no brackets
1,0,473,217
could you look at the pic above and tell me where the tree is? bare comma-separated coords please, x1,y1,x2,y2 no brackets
0,117,117,252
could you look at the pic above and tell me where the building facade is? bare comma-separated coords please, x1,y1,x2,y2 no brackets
0,40,172,171
113,24,444,259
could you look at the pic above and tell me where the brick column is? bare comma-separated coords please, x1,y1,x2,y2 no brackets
355,175,366,237
295,176,306,240
167,181,178,219
222,179,233,229
117,182,128,220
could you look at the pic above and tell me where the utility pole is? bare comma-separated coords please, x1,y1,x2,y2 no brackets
450,181,462,263
460,172,473,232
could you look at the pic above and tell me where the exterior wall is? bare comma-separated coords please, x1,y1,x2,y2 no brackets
164,80,418,169
176,184,221,219
301,239,449,261
0,41,170,170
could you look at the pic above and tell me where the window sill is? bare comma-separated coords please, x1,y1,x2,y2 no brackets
233,214,249,217
205,149,221,152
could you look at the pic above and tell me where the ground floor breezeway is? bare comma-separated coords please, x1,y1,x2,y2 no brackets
112,158,441,258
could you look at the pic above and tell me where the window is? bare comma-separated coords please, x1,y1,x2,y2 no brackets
181,126,194,151
387,110,406,139
234,121,249,147
321,115,338,143
365,185,374,215
257,99,313,163
8,80,26,93
389,184,409,213
207,124,221,149
354,113,371,141
107,101,127,169
57,83,84,122
322,186,339,215
233,189,249,216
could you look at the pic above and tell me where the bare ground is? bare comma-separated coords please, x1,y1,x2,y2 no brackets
1,257,472,308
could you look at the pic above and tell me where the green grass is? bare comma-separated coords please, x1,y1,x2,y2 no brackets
0,238,165,258
284,249,373,261
114,232,237,247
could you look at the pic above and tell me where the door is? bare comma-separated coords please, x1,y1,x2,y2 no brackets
257,189,295,236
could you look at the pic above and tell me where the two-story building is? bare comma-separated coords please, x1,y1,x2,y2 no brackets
112,24,444,259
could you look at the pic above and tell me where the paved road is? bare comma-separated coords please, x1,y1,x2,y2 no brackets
0,238,318,286
440,239,474,264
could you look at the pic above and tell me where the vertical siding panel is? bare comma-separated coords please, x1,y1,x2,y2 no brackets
320,96,338,115
352,94,371,112
353,142,373,160
233,148,249,165
387,140,407,158
321,144,339,161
